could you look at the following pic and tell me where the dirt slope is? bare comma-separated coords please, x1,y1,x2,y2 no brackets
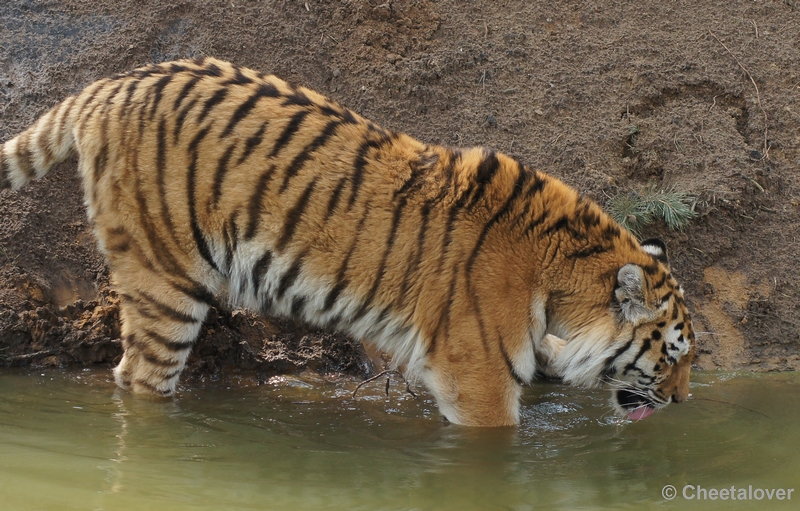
1,0,799,376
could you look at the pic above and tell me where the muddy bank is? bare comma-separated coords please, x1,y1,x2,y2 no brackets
0,288,371,379
1,0,799,376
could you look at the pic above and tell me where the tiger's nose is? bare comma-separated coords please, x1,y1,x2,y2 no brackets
672,390,688,403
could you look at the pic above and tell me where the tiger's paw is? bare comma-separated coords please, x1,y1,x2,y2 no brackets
113,354,179,398
536,333,567,379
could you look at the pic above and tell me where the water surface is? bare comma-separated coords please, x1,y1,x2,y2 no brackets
0,369,797,510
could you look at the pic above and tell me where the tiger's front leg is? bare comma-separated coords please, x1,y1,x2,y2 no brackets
112,285,209,396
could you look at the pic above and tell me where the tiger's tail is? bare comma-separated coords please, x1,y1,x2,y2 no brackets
1,96,79,190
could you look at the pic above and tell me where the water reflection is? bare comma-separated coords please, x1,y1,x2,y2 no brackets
0,369,798,510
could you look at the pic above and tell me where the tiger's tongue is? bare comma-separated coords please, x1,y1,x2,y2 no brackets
627,406,655,421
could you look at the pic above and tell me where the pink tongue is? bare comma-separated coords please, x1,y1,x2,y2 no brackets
627,406,655,421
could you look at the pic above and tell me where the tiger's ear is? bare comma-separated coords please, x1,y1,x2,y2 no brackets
641,238,669,268
615,264,657,325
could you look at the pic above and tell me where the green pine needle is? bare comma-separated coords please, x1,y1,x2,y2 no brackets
607,185,697,237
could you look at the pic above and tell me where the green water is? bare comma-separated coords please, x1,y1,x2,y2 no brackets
0,369,798,511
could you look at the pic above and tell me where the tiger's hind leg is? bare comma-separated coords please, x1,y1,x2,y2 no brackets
111,276,210,397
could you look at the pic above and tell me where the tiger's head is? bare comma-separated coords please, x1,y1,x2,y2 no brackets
548,238,695,421
603,238,695,420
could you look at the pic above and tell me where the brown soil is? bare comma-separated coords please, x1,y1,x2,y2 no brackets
1,0,799,378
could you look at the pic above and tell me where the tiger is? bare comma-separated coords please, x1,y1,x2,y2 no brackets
0,57,695,427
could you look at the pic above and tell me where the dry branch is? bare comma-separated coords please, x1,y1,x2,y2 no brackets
709,30,770,159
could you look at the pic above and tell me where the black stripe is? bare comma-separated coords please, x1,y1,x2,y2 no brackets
321,199,372,312
397,149,439,197
223,211,239,272
459,151,499,210
93,144,109,189
651,272,667,289
467,150,500,208
642,263,660,275
319,103,353,121
624,338,653,374
323,280,348,312
440,198,465,260
168,62,190,75
210,145,236,209
132,153,189,278
524,210,549,236
566,245,611,259
291,296,306,317
135,82,156,137
142,329,193,353
174,97,198,143
279,120,340,193
602,337,635,375
276,255,304,299
198,88,229,124
155,118,179,244
349,134,391,209
269,109,310,158
187,125,221,273
142,352,180,368
163,368,183,380
470,294,492,355
540,216,569,237
244,165,277,240
139,291,198,324
602,224,621,240
579,205,601,229
465,167,527,276
173,75,201,111
237,122,268,165
282,90,314,107
76,82,106,138
324,177,348,221
252,250,273,294
276,179,317,251
499,339,526,386
15,133,35,180
53,95,77,155
396,202,431,308
352,195,408,321
149,74,173,121
196,61,222,77
170,280,215,306
2,151,12,188
222,66,254,86
221,83,279,138
429,263,459,353
89,87,120,181
133,379,170,396
526,174,547,198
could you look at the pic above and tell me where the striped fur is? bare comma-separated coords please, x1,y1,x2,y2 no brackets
0,58,695,426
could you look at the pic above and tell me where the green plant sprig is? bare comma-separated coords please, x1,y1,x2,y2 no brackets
607,185,698,237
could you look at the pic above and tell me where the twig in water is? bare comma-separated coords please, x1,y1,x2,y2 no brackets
352,370,417,399
691,396,770,418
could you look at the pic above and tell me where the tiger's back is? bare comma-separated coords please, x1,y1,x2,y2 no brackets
0,57,695,426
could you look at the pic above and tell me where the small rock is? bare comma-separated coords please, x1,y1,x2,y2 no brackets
749,149,762,161
487,114,496,127
373,3,391,21
332,68,340,78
